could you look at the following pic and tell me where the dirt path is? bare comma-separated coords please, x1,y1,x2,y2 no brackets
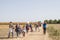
22,27,50,40
0,27,51,40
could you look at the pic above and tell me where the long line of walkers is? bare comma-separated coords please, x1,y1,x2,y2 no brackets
8,21,47,38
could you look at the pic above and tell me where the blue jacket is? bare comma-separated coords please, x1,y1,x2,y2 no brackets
43,23,46,28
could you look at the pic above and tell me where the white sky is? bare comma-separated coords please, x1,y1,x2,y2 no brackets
0,0,60,22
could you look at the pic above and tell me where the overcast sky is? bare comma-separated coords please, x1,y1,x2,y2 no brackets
0,0,60,22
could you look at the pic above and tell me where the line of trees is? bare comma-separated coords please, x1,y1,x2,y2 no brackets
44,19,60,24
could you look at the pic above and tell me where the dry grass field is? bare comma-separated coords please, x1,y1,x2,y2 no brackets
47,24,60,29
47,24,60,40
0,25,9,37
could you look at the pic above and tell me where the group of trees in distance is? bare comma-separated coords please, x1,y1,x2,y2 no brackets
44,19,60,24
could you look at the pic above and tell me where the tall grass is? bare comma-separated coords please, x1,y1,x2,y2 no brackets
47,26,60,40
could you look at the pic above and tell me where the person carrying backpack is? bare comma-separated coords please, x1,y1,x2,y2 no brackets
15,23,22,37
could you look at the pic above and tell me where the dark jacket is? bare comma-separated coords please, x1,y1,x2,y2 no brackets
15,25,21,32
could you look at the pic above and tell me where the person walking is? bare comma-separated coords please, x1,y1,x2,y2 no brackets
22,25,26,37
35,24,39,31
8,22,14,38
29,24,33,32
26,24,29,33
38,22,41,31
15,23,21,37
43,22,47,34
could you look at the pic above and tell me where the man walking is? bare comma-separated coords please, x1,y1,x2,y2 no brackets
8,22,14,38
43,22,47,34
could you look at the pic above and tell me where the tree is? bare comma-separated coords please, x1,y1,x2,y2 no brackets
53,19,57,24
44,20,49,23
48,20,53,24
57,19,60,24
44,19,60,24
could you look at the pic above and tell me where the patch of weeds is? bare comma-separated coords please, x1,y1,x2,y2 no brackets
47,26,60,40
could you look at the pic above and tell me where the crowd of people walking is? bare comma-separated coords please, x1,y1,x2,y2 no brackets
8,21,47,38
